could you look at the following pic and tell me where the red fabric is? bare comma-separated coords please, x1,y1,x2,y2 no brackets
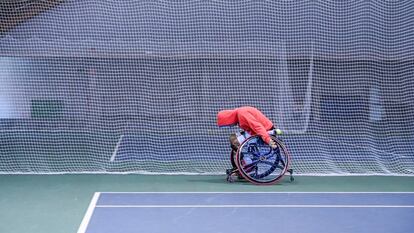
217,106,274,144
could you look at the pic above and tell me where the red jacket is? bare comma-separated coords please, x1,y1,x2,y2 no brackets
217,106,274,144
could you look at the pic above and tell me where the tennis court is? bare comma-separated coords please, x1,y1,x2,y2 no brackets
80,192,414,233
1,175,414,233
1,1,414,233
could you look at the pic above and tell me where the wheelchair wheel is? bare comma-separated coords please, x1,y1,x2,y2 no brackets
235,135,291,185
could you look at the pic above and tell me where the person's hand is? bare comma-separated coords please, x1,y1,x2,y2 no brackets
269,139,277,149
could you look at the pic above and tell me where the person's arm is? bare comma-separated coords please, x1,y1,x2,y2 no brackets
240,113,272,144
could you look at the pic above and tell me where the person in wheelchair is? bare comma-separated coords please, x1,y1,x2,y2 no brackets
217,106,278,175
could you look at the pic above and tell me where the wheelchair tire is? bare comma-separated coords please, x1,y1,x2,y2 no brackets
235,135,291,185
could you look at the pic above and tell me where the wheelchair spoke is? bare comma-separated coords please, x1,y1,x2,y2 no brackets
243,160,260,170
259,160,277,166
265,153,276,160
265,151,279,159
251,166,259,177
262,148,273,155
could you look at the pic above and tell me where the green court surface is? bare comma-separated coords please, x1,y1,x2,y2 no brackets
0,175,413,233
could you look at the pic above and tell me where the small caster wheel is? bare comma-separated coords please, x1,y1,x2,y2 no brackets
290,176,295,182
226,175,235,183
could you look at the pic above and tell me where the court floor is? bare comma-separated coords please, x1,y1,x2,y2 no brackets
2,175,414,233
79,192,414,233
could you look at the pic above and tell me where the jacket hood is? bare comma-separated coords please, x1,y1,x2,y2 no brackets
217,109,238,127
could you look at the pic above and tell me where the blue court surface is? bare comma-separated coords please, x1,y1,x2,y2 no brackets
78,192,414,233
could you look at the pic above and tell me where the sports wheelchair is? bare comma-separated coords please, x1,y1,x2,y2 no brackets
226,130,293,185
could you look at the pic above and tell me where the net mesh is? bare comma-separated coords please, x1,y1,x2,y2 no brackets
0,0,413,175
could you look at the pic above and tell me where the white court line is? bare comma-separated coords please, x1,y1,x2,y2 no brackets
100,191,414,194
77,192,101,233
110,135,124,162
95,204,414,208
